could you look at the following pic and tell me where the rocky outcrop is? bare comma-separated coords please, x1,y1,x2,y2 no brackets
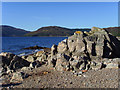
0,52,30,72
0,27,120,82
47,27,120,72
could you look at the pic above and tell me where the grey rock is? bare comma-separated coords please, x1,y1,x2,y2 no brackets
90,61,102,70
21,55,27,59
106,63,118,68
36,56,42,61
26,56,34,62
9,55,30,70
30,60,43,68
10,72,23,83
57,41,68,53
41,53,47,60
67,35,77,52
36,51,44,57
55,58,70,71
51,44,57,55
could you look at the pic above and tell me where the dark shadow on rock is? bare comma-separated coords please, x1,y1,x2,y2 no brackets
100,63,107,69
0,83,22,87
91,42,96,56
63,54,70,61
108,34,120,58
103,34,120,58
103,40,111,58
51,59,57,67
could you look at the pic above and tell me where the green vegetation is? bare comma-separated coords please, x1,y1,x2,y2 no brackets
103,27,120,36
1,25,30,37
25,26,90,37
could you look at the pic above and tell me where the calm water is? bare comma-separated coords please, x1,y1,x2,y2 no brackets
2,37,67,55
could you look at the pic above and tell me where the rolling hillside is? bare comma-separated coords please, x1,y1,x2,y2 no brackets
0,25,30,37
25,26,91,37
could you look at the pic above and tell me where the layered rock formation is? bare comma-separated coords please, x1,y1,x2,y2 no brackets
48,27,120,72
0,27,120,83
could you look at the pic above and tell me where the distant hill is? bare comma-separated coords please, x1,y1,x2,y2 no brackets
1,25,119,37
25,26,91,37
103,27,120,36
0,25,30,37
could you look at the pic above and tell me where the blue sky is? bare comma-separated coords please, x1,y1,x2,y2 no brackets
2,2,118,31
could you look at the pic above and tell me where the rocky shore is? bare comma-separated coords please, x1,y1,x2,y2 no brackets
0,27,120,88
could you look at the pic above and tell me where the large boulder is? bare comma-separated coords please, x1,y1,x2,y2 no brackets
0,52,30,72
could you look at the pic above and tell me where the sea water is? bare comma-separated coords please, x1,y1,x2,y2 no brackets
2,37,67,55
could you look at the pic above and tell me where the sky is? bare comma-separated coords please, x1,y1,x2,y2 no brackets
2,2,118,31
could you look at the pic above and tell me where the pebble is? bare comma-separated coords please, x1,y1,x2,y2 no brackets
70,82,73,84
83,75,88,77
78,71,83,75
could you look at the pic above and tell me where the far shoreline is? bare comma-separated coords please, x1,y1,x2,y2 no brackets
1,36,69,37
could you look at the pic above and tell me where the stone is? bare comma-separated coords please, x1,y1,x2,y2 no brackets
57,41,68,53
51,44,57,55
10,72,23,83
67,35,77,52
9,55,30,70
2,56,11,67
76,35,85,53
41,53,47,60
90,61,102,70
36,51,44,57
55,58,70,71
1,53,15,66
36,56,42,61
106,63,118,68
21,67,32,71
79,62,86,70
26,56,34,62
32,60,43,68
21,56,27,59
1,53,30,71
70,60,79,66
78,71,83,75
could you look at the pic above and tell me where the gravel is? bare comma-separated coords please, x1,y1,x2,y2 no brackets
1,66,119,88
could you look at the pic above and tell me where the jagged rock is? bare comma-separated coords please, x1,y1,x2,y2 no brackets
9,55,30,70
90,61,102,70
55,54,70,71
70,59,79,66
1,53,15,66
21,55,27,59
48,58,57,67
41,53,47,60
51,44,57,55
30,60,43,68
106,63,118,68
21,67,32,71
36,51,44,57
76,38,85,53
36,56,42,61
26,56,34,62
10,72,23,83
1,26,120,75
68,35,77,52
57,40,68,53
1,53,30,72
55,58,70,71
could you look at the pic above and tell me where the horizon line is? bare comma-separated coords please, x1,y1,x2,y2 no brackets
0,24,119,31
